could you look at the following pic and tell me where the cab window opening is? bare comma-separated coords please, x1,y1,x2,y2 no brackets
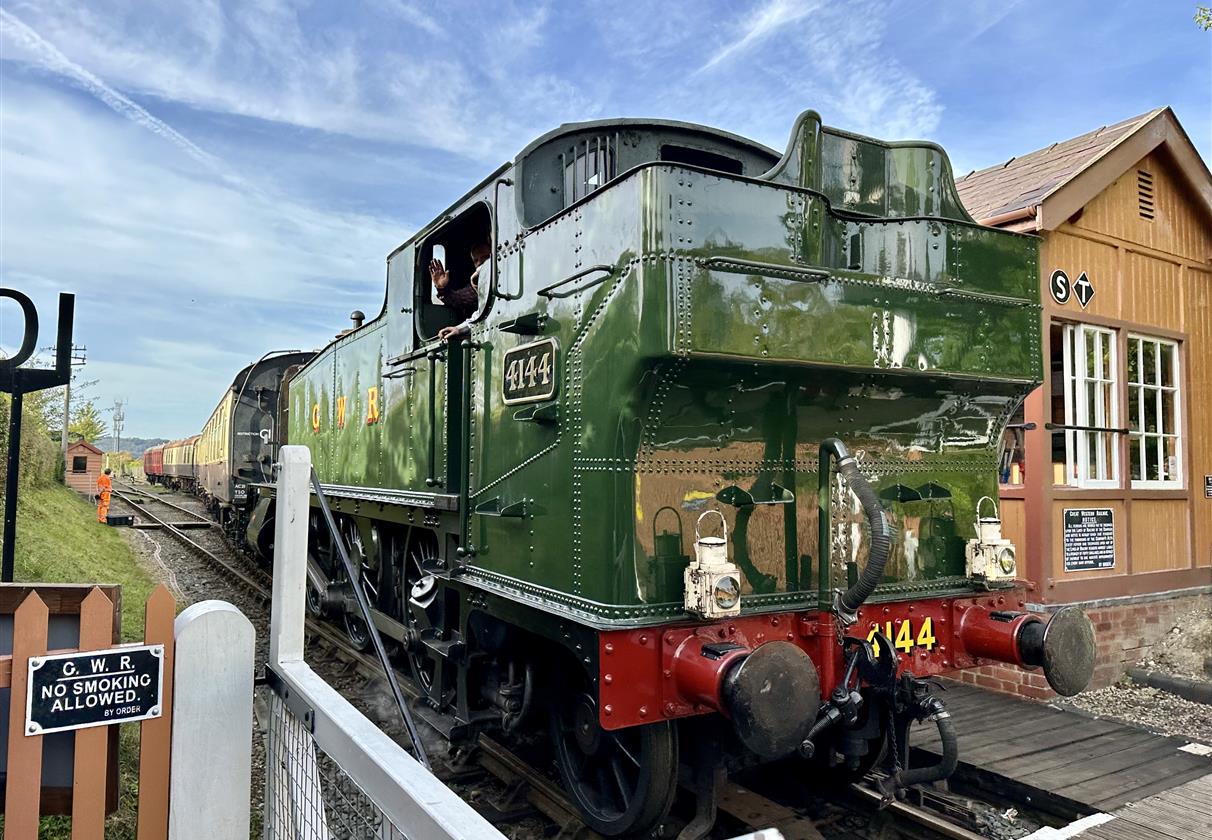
416,203,493,342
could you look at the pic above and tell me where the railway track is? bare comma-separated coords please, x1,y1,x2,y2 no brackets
111,482,1015,840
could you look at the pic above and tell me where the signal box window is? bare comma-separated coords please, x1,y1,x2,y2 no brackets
1055,323,1119,488
1128,335,1182,487
71,456,88,473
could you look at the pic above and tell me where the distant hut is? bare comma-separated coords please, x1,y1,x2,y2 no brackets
64,440,103,495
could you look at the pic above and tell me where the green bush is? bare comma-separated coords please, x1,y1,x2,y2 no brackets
0,389,63,492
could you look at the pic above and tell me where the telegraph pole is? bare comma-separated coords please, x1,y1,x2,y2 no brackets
111,398,126,469
55,344,87,456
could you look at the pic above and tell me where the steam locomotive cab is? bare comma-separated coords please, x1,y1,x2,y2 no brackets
261,111,1097,837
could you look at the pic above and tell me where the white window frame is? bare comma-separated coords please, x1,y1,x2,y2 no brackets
1062,323,1120,488
1128,334,1182,489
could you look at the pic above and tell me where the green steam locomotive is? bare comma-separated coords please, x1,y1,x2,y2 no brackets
246,110,1096,836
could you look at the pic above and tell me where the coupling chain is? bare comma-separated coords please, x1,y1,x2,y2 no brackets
887,701,901,775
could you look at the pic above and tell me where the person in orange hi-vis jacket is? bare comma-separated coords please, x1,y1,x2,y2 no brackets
96,468,113,523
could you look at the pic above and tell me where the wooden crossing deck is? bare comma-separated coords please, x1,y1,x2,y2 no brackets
1073,772,1212,839
912,681,1212,816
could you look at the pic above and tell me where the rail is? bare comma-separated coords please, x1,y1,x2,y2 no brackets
109,487,271,596
115,480,212,524
264,446,506,840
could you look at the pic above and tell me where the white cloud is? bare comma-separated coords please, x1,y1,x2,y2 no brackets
0,8,230,181
698,0,820,73
0,0,584,161
0,76,400,437
582,0,942,146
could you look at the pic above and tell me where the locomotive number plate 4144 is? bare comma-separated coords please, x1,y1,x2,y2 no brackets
502,338,558,405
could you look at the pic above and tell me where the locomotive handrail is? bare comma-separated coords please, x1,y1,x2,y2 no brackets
492,177,522,300
697,256,831,283
537,264,614,298
1044,422,1131,435
426,349,443,487
936,287,1037,308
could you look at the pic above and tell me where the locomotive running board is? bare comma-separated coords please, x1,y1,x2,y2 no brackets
250,481,459,512
317,483,460,511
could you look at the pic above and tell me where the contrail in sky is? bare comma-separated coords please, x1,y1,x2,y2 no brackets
0,8,243,189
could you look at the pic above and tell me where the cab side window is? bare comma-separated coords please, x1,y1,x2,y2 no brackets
415,203,493,342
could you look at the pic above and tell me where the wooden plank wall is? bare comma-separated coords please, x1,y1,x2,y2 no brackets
1032,147,1212,601
1187,268,1212,568
999,499,1027,560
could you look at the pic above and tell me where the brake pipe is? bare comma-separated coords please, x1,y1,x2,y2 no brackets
817,438,892,624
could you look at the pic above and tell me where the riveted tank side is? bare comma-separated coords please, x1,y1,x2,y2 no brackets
461,114,1041,626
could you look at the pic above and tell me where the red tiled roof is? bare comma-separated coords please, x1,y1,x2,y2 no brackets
67,440,103,455
956,109,1164,222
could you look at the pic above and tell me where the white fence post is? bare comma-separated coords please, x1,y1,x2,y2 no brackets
263,442,507,839
168,600,256,840
265,443,330,840
270,445,310,666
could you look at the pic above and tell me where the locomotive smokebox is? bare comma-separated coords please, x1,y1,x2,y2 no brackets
959,605,1095,697
672,637,820,759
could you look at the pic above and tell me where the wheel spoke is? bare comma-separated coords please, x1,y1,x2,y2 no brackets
594,765,613,813
609,755,631,811
615,736,642,768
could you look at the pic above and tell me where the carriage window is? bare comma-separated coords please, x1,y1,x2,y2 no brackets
660,144,743,175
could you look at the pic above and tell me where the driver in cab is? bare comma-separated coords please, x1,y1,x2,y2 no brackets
431,240,490,342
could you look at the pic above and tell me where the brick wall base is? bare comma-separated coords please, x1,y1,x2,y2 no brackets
951,590,1209,701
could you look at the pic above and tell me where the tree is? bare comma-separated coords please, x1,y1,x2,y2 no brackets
1198,6,1212,29
104,450,140,477
0,390,61,491
69,400,107,443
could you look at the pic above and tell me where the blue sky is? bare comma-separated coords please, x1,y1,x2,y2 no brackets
1,0,1209,439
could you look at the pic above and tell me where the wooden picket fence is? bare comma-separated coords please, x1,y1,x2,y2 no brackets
1,584,176,840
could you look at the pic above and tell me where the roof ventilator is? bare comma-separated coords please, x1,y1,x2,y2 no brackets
1137,169,1155,220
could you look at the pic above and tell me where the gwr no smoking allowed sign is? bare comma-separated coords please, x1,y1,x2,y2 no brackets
26,644,164,735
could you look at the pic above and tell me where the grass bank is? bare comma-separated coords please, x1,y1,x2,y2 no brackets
0,483,159,839
2,484,156,640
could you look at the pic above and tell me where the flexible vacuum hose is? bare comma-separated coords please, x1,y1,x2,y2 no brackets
880,704,958,794
819,439,892,617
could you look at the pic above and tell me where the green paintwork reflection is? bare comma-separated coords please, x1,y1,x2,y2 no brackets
288,110,1042,627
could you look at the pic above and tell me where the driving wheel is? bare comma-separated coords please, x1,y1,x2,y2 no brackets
402,529,440,695
340,520,374,651
551,690,678,837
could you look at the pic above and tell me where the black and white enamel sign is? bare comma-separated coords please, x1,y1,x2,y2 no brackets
1049,270,1071,304
1073,272,1095,308
1062,508,1115,572
1205,475,1212,499
26,644,164,735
